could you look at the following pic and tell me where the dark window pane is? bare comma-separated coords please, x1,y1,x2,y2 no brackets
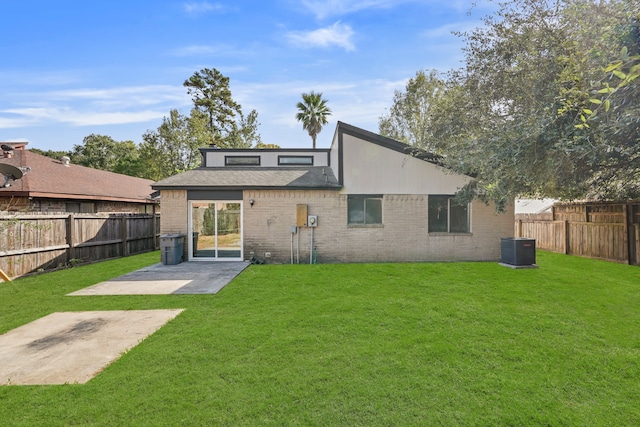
278,156,314,165
365,198,382,224
428,196,449,232
450,202,469,233
348,195,382,225
348,197,365,224
225,156,260,166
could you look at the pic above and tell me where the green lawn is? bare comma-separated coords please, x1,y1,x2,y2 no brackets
1,251,639,426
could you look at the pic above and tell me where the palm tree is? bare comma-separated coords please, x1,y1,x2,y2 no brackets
295,91,331,149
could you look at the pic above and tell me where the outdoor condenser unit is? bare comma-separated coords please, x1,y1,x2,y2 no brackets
500,238,536,266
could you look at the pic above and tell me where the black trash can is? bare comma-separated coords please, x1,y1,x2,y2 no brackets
160,234,185,265
500,238,536,266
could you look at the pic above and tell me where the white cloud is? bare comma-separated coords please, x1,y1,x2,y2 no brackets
0,85,191,129
37,86,189,111
183,1,224,15
2,106,167,127
286,22,356,51
299,0,496,20
300,0,400,20
0,70,84,87
65,110,169,127
171,45,222,56
169,43,254,59
0,116,36,128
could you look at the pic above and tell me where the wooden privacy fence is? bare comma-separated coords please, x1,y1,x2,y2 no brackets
516,202,640,265
0,213,160,278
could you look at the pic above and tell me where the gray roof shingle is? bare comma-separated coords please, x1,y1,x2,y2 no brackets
153,167,341,190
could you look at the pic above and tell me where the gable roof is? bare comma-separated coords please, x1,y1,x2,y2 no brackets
153,167,340,190
0,150,157,203
152,122,460,192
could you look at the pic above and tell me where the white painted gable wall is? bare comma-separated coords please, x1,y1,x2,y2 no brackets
337,133,470,195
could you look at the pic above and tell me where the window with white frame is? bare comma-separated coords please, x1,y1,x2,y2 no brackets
348,195,383,225
428,195,469,233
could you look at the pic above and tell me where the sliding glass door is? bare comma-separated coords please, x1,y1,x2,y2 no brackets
190,201,242,260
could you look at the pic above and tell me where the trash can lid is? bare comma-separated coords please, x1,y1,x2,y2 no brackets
160,233,185,238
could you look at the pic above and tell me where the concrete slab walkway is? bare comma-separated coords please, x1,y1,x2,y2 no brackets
0,310,183,385
68,261,249,296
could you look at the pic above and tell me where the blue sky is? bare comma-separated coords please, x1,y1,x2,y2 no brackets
1,0,495,151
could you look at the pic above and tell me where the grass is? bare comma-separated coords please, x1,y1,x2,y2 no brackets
1,251,639,426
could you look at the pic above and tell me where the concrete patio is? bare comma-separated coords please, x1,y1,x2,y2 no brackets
68,261,250,296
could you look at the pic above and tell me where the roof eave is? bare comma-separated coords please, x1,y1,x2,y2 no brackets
0,191,158,204
152,185,342,191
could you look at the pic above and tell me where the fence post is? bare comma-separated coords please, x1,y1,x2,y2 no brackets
121,216,129,256
516,220,522,237
564,220,570,255
66,214,75,262
623,203,631,264
636,224,640,266
151,205,158,250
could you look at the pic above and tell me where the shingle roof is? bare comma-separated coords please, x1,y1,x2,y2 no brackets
152,167,341,190
0,150,157,202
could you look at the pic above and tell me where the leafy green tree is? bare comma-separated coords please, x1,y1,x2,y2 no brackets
254,142,281,149
296,91,331,149
138,109,209,181
183,67,261,148
562,2,640,200
72,134,141,176
227,109,262,148
379,69,445,153
430,0,640,207
29,148,72,160
72,134,118,170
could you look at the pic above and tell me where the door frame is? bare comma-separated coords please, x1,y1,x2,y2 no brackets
188,200,243,261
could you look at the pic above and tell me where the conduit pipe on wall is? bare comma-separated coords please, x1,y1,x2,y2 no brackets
297,229,300,264
310,227,314,265
290,226,297,264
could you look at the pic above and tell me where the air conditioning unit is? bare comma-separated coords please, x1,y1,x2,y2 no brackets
500,238,536,266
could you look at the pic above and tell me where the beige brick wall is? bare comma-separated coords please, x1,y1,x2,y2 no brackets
159,189,514,263
159,190,189,257
160,190,188,234
244,190,514,264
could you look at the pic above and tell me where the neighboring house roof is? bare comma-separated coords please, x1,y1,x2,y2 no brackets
515,198,557,214
0,150,157,203
153,167,341,190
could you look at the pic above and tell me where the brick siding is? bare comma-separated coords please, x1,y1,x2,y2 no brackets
244,190,514,263
160,189,514,263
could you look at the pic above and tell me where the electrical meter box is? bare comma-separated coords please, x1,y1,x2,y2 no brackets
296,204,308,227
307,215,318,227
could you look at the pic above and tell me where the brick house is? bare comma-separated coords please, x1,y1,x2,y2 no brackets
1,142,158,214
152,122,514,263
